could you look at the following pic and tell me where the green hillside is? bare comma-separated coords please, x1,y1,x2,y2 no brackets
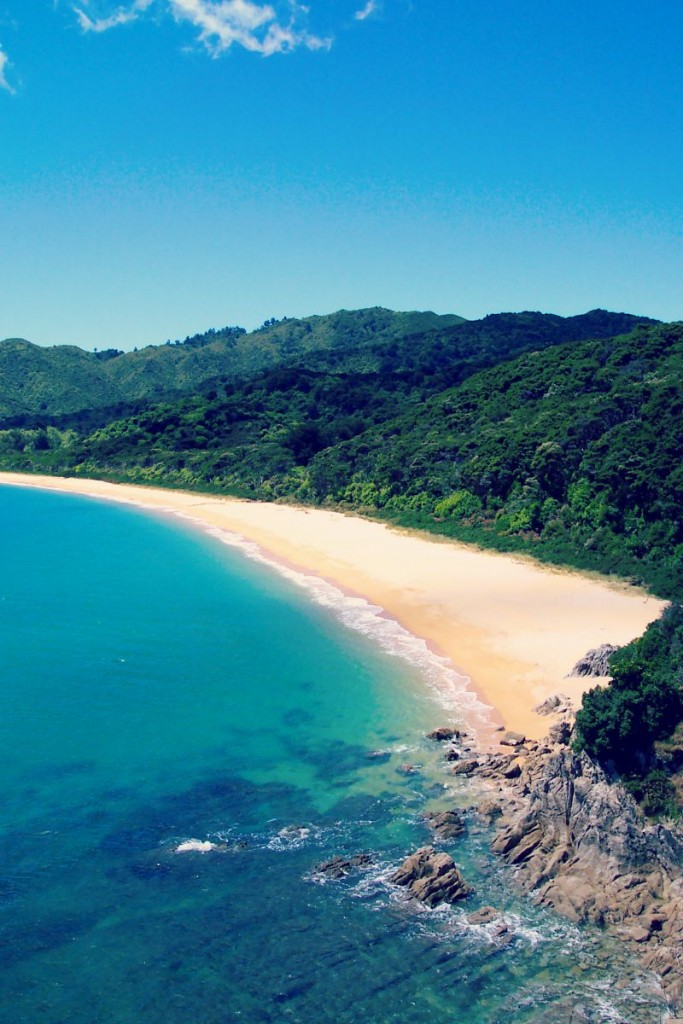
1,308,671,590
306,320,683,598
0,309,465,425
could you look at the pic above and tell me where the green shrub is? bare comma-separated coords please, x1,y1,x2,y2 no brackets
433,489,482,520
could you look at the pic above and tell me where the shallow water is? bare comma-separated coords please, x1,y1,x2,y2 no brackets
0,486,666,1023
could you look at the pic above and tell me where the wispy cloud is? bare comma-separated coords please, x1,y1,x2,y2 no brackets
169,0,331,56
0,44,15,93
72,0,332,55
354,0,378,21
73,0,153,33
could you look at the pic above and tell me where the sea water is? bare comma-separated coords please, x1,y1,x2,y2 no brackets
0,486,667,1024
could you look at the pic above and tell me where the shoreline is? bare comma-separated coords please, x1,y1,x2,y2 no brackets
0,472,666,743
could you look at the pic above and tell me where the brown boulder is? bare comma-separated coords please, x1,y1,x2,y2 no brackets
391,846,473,907
500,731,526,747
423,809,466,840
427,727,459,742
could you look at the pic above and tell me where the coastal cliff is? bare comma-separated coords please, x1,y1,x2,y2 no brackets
466,726,683,1009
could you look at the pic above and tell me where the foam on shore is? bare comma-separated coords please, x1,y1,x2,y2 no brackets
198,519,494,737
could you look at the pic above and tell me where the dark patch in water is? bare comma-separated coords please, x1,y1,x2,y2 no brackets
280,706,314,728
0,878,22,907
272,979,315,1004
0,911,99,969
99,824,170,856
280,735,371,782
323,793,395,824
97,771,321,868
129,859,173,880
99,784,135,802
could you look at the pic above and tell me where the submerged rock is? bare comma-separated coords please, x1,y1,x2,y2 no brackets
313,853,373,880
467,905,499,925
391,846,473,907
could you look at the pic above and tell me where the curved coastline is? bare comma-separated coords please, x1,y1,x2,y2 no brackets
0,471,666,743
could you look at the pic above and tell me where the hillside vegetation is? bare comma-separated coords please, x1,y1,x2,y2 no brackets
575,604,683,815
0,309,464,424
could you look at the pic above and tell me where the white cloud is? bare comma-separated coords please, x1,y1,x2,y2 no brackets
354,0,377,21
0,44,15,93
169,0,331,55
72,0,331,54
73,0,153,34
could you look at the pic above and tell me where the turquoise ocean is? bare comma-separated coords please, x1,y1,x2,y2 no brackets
0,485,667,1023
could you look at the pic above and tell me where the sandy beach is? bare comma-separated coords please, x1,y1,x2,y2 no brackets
0,472,666,743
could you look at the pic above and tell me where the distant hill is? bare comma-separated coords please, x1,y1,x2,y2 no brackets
0,308,466,425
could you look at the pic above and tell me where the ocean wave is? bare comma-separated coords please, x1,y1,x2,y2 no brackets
173,838,219,854
170,512,493,740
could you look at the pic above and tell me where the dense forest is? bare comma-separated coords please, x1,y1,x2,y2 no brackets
0,308,465,423
2,305,682,813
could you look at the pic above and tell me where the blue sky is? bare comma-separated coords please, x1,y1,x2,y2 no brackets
1,1,681,350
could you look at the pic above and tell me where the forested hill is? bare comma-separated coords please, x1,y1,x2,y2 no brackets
0,308,465,425
0,308,649,428
1,308,678,594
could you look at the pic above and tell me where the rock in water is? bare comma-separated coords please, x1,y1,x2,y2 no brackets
423,809,466,840
569,643,619,677
427,727,460,742
391,846,473,907
467,905,499,925
313,853,373,880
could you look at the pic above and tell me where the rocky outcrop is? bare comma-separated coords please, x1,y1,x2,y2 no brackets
390,846,473,907
569,643,619,677
471,733,683,1008
533,693,573,716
